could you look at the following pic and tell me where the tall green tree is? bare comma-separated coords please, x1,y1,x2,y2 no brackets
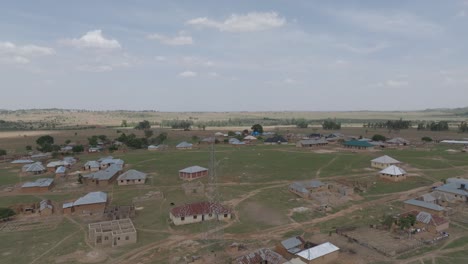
135,120,151,130
0,149,6,156
251,124,264,134
36,135,54,152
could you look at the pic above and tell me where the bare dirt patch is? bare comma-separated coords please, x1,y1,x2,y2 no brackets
0,130,59,139
55,249,108,264
243,202,287,226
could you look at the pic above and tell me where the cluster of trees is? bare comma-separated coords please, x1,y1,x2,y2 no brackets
459,122,468,133
295,118,309,128
36,135,58,152
117,131,168,149
134,120,151,130
88,135,108,146
398,214,416,230
371,134,386,141
160,120,193,130
421,136,433,142
417,121,449,131
0,208,15,220
322,119,341,130
364,119,411,130
0,149,6,156
251,124,263,134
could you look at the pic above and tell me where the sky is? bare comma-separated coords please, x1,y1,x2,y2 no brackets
1,0,468,111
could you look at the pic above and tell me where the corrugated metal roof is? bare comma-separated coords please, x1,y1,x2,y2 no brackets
380,165,406,176
281,236,304,253
39,200,52,211
296,242,339,260
117,170,147,181
179,166,208,174
55,166,66,174
298,139,328,145
446,178,468,186
343,140,374,147
84,161,100,168
73,191,107,206
22,178,54,188
304,180,325,188
176,141,193,148
289,182,309,194
22,162,46,172
11,159,34,164
284,258,307,264
404,199,444,211
371,155,401,164
435,184,468,196
84,164,121,181
387,137,410,144
234,248,286,264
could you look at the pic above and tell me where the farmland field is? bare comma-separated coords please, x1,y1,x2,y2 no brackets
0,124,467,264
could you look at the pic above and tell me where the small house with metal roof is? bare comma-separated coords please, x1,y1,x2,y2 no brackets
403,199,445,216
275,236,306,259
176,141,193,149
117,170,147,185
379,165,407,182
169,201,231,226
21,162,46,175
343,140,374,150
399,210,449,234
21,178,54,193
83,161,101,172
83,164,122,186
179,166,208,181
371,155,401,169
295,242,340,264
296,138,328,148
63,191,108,215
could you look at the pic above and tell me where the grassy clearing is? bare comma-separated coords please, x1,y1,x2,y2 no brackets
364,176,433,196
444,236,468,249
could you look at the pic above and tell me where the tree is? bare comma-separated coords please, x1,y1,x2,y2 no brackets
65,139,71,144
421,136,433,142
322,119,341,130
121,120,128,127
51,144,61,152
0,208,15,219
25,145,32,151
372,134,386,142
88,136,99,146
192,135,199,143
36,135,54,152
251,124,264,134
98,135,108,141
144,130,154,138
77,174,83,184
227,131,236,137
155,132,167,144
135,120,151,130
72,145,84,153
0,149,6,156
459,121,468,133
296,119,309,128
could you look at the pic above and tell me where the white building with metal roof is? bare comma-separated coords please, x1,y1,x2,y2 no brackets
371,155,401,169
117,170,147,185
296,242,340,263
379,165,407,182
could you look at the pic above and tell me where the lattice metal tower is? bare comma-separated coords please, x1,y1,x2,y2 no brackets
205,137,224,242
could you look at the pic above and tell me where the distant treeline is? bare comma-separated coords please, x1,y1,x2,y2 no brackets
363,119,412,130
417,121,449,131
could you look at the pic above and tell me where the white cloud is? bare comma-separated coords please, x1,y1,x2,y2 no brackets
147,31,193,45
155,56,167,62
187,12,286,32
0,41,54,64
61,30,121,49
376,79,409,87
336,42,390,54
178,56,214,67
178,71,197,78
332,10,442,36
208,72,219,77
76,64,113,72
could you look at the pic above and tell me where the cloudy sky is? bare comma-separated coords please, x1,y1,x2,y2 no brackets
1,1,468,111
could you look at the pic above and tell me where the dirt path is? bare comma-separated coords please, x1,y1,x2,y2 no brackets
316,156,337,177
30,230,80,264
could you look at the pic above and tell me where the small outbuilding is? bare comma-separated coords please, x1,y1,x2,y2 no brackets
22,162,46,175
83,161,100,172
179,166,208,181
296,242,339,264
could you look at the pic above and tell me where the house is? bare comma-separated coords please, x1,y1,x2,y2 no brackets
201,137,215,144
55,166,67,177
434,178,468,202
21,178,54,193
39,200,53,216
83,164,122,186
60,146,73,153
296,139,328,148
379,165,407,182
387,137,410,146
22,162,46,175
215,132,225,137
343,140,374,150
148,144,168,151
88,147,102,153
169,201,231,226
275,236,306,259
243,135,257,143
176,141,193,149
99,158,124,170
229,138,246,145
399,211,449,234
117,170,147,185
289,180,327,198
83,161,100,172
296,242,340,264
179,166,209,181
63,191,108,215
371,155,401,169
11,159,34,165
88,219,137,247
403,199,445,216
233,248,287,264
63,156,77,165
46,160,70,172
264,136,288,145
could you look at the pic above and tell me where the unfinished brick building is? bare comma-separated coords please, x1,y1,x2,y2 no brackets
88,218,137,247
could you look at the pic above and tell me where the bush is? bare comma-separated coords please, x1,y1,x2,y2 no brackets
0,149,6,156
0,208,15,219
421,136,433,142
72,145,84,153
372,134,386,142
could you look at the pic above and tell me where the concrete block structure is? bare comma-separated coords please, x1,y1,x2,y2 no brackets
88,219,137,247
63,191,108,215
379,165,407,182
20,178,54,193
117,170,147,185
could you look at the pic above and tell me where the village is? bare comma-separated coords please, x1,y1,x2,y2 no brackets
0,125,468,264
